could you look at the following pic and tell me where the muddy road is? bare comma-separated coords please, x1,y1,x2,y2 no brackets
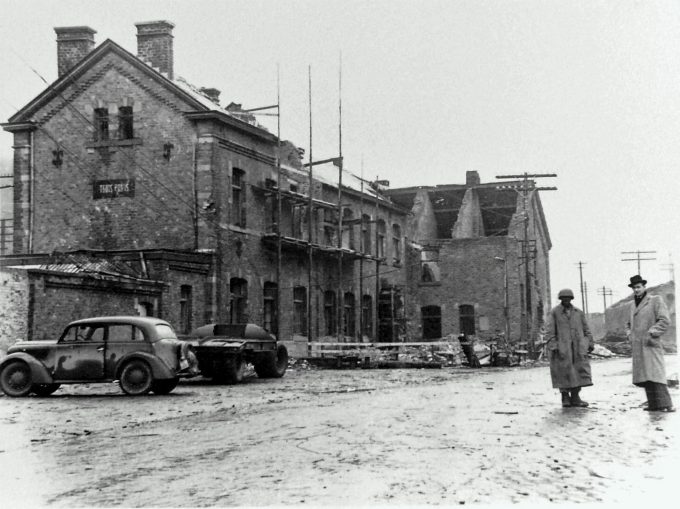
0,357,678,506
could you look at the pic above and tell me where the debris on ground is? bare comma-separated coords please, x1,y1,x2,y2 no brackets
590,344,616,358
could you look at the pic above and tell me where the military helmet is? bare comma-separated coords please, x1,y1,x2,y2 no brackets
558,288,575,299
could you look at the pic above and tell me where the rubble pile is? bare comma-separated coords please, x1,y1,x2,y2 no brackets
590,344,615,358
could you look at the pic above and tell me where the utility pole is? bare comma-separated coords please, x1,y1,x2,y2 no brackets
495,172,557,355
307,66,314,354
621,250,656,275
575,261,587,311
583,281,589,314
597,286,613,313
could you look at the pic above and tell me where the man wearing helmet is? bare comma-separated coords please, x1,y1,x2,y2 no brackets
625,275,674,412
545,288,594,407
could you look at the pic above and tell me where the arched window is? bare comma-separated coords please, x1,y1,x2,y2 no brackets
361,295,373,339
263,282,278,335
230,278,248,323
361,214,372,254
293,286,307,335
376,219,386,258
459,304,476,336
342,208,355,250
324,291,337,335
343,292,356,337
392,224,402,264
422,305,442,340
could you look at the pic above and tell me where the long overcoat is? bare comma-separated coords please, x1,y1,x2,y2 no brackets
628,293,671,386
545,304,594,389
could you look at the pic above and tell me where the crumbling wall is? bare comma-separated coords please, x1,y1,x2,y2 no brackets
451,188,485,238
407,189,438,243
0,268,29,354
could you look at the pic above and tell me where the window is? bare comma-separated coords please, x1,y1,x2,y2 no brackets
361,295,373,339
94,108,109,141
459,304,476,336
343,292,355,337
420,249,441,283
137,301,154,317
342,209,355,250
232,169,246,227
60,325,104,343
376,219,386,259
361,214,371,254
323,209,336,246
392,224,402,264
155,324,177,340
118,106,133,139
422,306,442,340
108,325,144,342
230,278,248,323
180,285,193,334
324,291,337,335
263,282,278,335
293,286,307,335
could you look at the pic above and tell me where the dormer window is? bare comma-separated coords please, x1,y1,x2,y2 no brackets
94,108,109,141
118,106,134,139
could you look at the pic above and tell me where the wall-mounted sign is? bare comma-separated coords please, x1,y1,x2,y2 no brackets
93,179,135,199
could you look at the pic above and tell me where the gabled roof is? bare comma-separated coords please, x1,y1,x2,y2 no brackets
4,38,276,142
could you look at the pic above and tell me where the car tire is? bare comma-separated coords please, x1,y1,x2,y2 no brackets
31,383,61,397
215,355,244,385
253,344,288,378
0,360,34,397
119,359,153,396
151,378,179,395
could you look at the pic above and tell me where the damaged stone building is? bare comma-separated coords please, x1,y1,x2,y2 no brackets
0,21,552,355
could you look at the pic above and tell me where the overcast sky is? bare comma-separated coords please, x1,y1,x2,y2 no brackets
0,0,677,310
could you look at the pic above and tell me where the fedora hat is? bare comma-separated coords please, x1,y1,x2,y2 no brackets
628,275,647,288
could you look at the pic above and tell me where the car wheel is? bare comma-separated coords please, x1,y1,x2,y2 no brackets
215,355,244,385
32,383,61,397
253,344,288,378
119,360,153,396
151,378,179,395
0,361,34,397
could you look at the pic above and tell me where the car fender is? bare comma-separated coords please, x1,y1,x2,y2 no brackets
115,352,175,380
0,352,53,384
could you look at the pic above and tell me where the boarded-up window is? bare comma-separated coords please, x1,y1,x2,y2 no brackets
293,286,307,335
459,304,476,336
230,278,248,323
422,305,442,340
263,282,277,335
324,291,337,335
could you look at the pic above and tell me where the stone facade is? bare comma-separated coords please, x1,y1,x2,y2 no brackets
1,21,551,354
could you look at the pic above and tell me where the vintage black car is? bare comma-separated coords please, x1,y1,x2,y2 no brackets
0,316,198,397
184,323,288,383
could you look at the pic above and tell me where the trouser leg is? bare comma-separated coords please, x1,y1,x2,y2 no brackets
647,382,673,409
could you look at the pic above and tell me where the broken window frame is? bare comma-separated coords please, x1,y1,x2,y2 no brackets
376,219,386,259
231,169,246,228
263,282,278,335
94,107,109,141
229,278,248,324
392,223,402,265
343,292,356,337
293,286,307,335
324,290,337,335
420,248,441,283
179,285,193,334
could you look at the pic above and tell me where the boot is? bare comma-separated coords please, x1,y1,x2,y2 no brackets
570,388,589,407
561,391,572,407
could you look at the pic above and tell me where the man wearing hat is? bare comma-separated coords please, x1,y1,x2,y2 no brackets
625,275,674,412
545,288,594,407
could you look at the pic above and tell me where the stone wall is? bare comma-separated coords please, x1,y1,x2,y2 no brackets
0,268,29,354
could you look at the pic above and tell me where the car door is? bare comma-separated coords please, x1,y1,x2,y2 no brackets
104,324,150,378
53,324,106,380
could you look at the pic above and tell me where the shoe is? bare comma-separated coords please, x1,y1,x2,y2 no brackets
570,390,589,407
561,392,572,407
649,406,676,413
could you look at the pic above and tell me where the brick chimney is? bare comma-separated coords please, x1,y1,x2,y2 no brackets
135,20,174,79
55,26,96,77
465,170,481,187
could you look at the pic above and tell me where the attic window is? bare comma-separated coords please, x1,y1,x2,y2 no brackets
118,106,134,140
94,108,109,141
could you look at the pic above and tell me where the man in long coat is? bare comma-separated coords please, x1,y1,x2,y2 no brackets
625,275,674,412
545,288,594,407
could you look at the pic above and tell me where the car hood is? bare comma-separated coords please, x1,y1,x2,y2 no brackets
9,340,57,352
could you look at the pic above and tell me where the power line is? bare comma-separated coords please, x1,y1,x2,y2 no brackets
621,250,656,275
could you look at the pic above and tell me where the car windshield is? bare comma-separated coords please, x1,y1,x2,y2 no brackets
155,324,178,340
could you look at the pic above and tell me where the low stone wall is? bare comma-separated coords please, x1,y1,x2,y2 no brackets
0,268,29,355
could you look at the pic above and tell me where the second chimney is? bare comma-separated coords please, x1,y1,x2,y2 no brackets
55,26,96,77
135,20,174,79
